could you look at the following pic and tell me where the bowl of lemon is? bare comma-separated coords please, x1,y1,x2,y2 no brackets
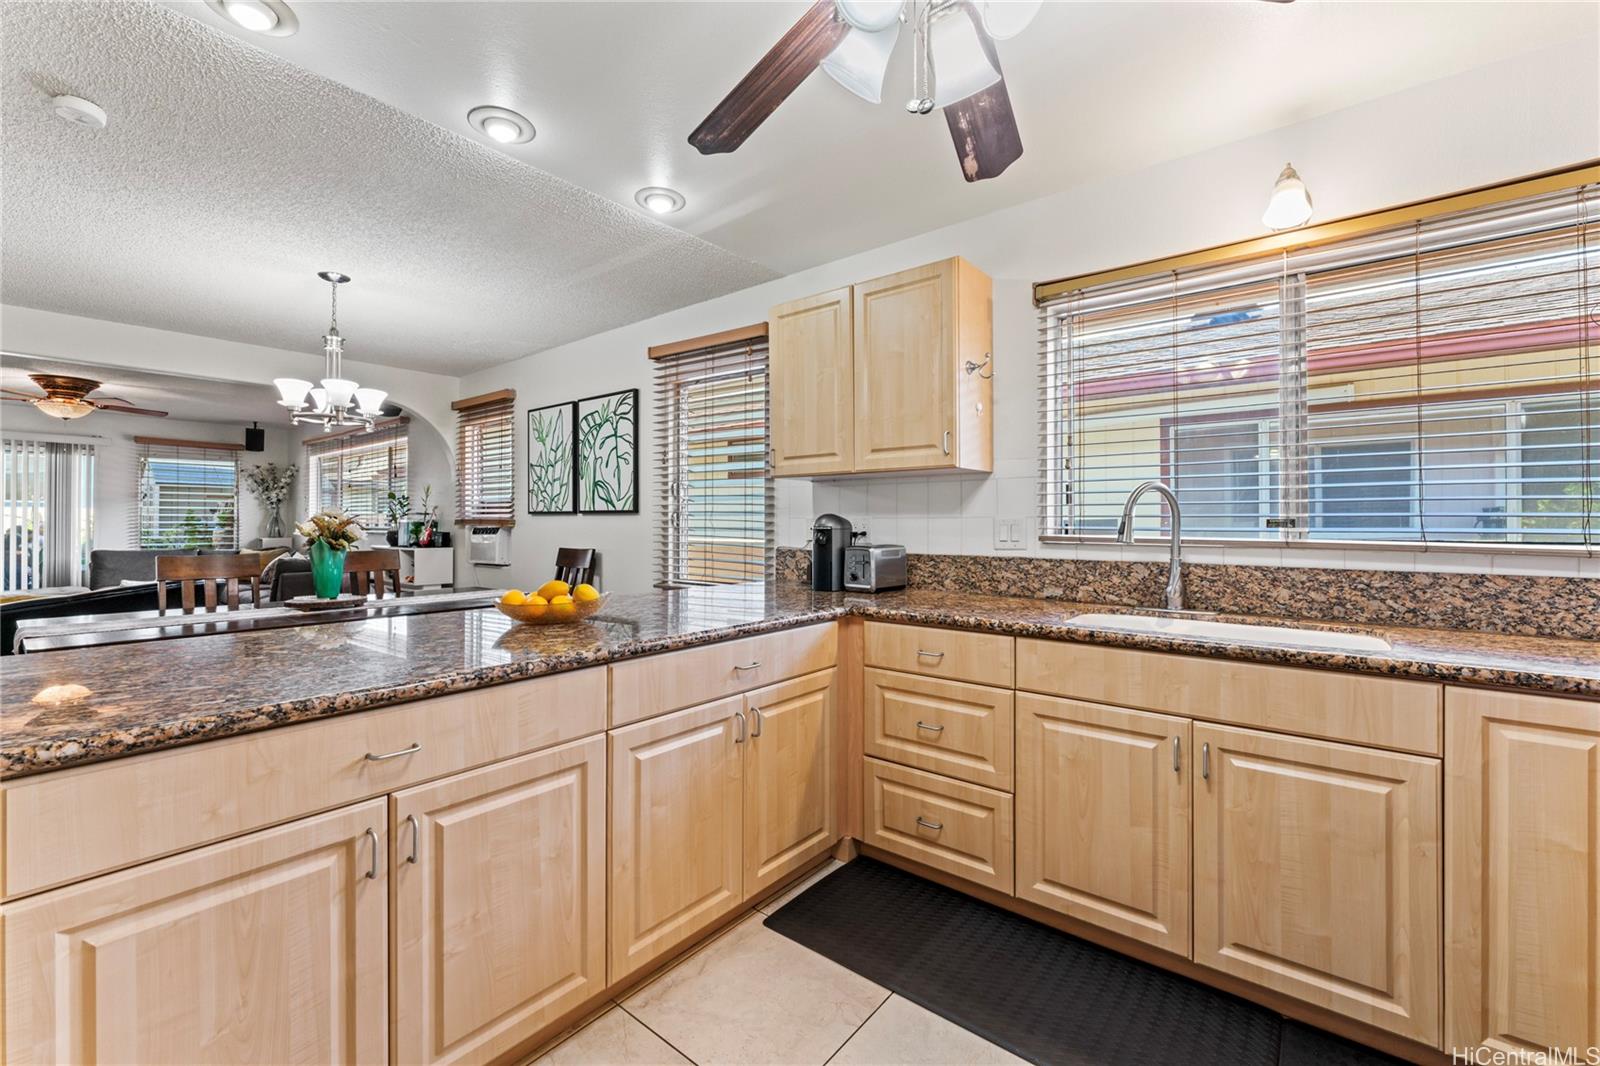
495,581,606,625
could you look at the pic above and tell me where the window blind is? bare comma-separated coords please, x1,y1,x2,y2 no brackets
2,436,95,590
653,338,773,586
1038,181,1598,550
304,419,408,528
136,438,239,550
453,390,516,525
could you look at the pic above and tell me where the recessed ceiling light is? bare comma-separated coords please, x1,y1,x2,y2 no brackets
50,95,107,130
635,186,686,215
204,0,299,36
467,105,535,146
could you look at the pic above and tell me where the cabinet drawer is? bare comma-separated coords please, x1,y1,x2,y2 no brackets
863,622,1014,688
1,667,607,900
1016,638,1441,755
863,757,1013,893
609,623,837,727
863,668,1014,790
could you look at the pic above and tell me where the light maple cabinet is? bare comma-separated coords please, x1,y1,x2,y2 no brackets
744,669,837,899
863,757,1014,893
1,799,388,1066
1192,723,1442,1046
391,736,606,1065
608,695,747,983
1445,687,1600,1057
1014,694,1191,955
769,257,992,478
770,286,854,476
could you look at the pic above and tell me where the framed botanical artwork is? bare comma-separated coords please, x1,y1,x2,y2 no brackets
526,401,576,514
576,388,638,513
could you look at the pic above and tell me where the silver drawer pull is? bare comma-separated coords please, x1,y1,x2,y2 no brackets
365,741,421,762
915,816,944,832
750,706,764,738
405,814,420,865
1201,741,1211,781
733,710,747,744
915,649,945,661
1172,735,1181,773
734,661,761,672
915,720,945,734
362,827,379,880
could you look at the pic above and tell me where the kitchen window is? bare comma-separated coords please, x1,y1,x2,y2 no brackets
304,419,408,529
453,390,516,526
652,333,773,585
136,438,238,550
1037,173,1598,550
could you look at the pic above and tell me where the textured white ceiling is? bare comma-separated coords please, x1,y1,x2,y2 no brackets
0,1,778,375
1,354,286,426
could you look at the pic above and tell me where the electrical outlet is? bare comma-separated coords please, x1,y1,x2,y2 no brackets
994,516,1028,551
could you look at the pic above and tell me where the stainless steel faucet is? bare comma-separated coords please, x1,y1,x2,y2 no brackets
1117,481,1184,611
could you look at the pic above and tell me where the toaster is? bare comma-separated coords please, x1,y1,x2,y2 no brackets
842,544,907,592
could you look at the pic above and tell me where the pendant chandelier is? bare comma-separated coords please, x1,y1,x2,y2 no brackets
273,271,387,430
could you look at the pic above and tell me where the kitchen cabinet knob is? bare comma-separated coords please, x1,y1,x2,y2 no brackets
362,828,379,880
1172,736,1181,773
915,720,945,734
941,430,951,455
733,661,761,673
750,707,764,738
915,649,945,661
733,711,747,744
405,814,419,865
1201,742,1210,781
915,816,944,832
365,741,421,762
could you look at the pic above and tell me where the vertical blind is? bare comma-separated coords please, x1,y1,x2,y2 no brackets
136,438,239,550
304,419,409,528
453,390,516,525
653,338,773,585
1038,180,1598,549
2,436,95,590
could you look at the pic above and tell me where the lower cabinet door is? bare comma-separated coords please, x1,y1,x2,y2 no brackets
744,669,837,900
609,696,745,983
1014,694,1191,955
1193,723,1441,1045
1445,688,1600,1057
391,735,607,1065
1,799,388,1066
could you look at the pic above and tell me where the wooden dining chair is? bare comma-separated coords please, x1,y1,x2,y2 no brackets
155,554,263,615
553,547,597,588
345,548,404,598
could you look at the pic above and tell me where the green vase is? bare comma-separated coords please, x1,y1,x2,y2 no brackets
309,540,347,599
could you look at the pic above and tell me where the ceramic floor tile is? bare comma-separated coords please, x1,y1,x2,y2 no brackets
758,859,844,915
828,995,1027,1065
622,913,888,1066
530,1006,690,1066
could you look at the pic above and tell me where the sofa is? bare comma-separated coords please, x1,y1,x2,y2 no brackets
88,542,292,590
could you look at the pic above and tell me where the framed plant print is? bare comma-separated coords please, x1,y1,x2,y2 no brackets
576,388,637,513
527,401,576,514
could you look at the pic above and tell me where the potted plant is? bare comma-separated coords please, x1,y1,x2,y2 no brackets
414,484,439,547
294,510,363,599
244,463,298,539
384,490,411,547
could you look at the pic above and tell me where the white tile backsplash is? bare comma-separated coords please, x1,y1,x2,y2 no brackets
927,517,963,553
895,480,929,517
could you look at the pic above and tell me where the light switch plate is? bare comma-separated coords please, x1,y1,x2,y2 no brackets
994,516,1028,551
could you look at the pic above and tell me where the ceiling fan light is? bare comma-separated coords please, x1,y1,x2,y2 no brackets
834,0,902,32
354,387,388,415
34,398,93,420
930,11,1001,106
321,378,358,409
820,20,900,104
978,0,1042,40
1262,163,1313,230
273,377,312,408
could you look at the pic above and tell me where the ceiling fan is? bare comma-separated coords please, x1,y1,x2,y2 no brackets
690,0,1293,183
1,374,169,421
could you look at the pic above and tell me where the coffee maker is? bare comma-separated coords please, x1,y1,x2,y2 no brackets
810,513,853,591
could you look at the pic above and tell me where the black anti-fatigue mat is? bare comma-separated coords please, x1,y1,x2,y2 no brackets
763,858,1406,1066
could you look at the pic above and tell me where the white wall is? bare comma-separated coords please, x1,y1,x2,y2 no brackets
460,44,1600,592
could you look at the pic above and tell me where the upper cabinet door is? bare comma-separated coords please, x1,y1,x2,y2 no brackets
852,260,957,472
390,736,607,1066
2,799,389,1066
743,669,837,900
770,286,855,477
1445,688,1600,1058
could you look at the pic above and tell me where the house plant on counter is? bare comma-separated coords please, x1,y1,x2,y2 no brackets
295,510,363,598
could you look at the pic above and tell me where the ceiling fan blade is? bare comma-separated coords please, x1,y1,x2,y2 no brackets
1,388,41,400
88,399,168,417
942,8,1022,183
93,395,137,407
689,0,850,155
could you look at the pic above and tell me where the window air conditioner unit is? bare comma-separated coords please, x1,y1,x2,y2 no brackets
468,526,511,566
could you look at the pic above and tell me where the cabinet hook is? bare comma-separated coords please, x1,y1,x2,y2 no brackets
962,353,993,379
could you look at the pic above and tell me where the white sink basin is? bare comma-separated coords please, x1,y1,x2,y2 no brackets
1069,613,1392,653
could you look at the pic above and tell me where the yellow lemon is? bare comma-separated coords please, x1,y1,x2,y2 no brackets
536,579,571,601
500,589,527,605
549,593,574,605
573,583,600,602
524,595,548,617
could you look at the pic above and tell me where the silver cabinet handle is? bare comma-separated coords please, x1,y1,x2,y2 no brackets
734,661,761,673
750,706,763,738
915,649,946,661
363,827,379,880
1172,736,1181,773
734,710,747,744
915,816,943,832
915,720,945,734
1201,741,1210,781
365,741,421,762
405,814,419,865
941,430,951,455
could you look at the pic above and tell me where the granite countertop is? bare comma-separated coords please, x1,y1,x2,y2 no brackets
3,584,1596,778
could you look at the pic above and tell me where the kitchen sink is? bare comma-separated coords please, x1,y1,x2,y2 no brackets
1068,613,1393,653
